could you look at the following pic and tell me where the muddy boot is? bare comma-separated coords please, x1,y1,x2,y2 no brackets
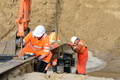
34,62,38,72
78,74,85,75
38,61,48,73
76,70,85,75
52,65,59,73
76,70,78,74
42,70,47,74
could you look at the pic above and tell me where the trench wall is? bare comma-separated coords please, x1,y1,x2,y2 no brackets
0,59,34,80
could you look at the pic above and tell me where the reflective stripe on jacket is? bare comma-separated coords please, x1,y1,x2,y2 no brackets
49,32,60,44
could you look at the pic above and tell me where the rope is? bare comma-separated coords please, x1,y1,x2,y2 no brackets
55,0,59,41
55,0,64,55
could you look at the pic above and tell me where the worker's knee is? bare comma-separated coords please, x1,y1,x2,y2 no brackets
43,52,52,63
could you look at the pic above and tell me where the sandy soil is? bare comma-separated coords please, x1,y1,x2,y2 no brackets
19,72,114,80
0,0,120,80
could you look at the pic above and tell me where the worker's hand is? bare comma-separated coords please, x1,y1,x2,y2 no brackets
68,43,74,46
65,43,73,46
17,40,26,47
34,58,41,64
17,43,21,47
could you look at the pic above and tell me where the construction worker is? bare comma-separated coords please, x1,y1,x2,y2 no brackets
17,25,52,73
49,29,60,44
44,29,60,73
70,36,88,75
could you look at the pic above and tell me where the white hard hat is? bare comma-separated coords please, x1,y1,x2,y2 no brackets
71,36,77,43
32,25,45,37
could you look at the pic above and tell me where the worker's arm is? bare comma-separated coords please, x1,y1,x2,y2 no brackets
42,35,51,56
79,45,86,54
38,54,46,60
23,32,32,44
36,34,50,61
34,54,46,63
69,43,77,51
17,40,26,47
17,32,31,47
68,43,74,46
35,35,50,63
74,44,86,54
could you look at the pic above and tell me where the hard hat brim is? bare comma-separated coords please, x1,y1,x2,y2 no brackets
32,31,43,37
71,36,77,43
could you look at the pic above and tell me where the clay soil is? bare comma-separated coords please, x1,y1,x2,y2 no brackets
0,0,120,80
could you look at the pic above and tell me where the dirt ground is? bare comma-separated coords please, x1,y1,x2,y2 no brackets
0,0,120,80
12,72,114,80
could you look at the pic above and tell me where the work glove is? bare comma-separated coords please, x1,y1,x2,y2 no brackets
68,43,74,46
17,42,21,47
34,58,41,64
65,43,74,46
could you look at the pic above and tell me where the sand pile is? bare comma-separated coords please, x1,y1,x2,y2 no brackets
11,72,114,80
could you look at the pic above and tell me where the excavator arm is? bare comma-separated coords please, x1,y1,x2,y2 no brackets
15,0,32,57
16,0,31,37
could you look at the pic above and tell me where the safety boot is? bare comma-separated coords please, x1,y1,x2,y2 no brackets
52,65,59,73
42,70,47,74
76,70,78,74
76,70,85,75
38,61,48,73
78,74,85,75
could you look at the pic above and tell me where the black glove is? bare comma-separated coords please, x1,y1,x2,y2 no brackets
34,58,39,63
34,58,41,64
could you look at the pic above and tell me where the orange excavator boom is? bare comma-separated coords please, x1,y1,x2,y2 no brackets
16,0,31,37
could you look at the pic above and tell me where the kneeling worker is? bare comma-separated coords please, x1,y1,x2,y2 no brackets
17,25,52,73
70,36,88,75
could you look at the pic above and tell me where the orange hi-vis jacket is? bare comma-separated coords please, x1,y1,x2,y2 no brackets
73,40,86,54
73,40,88,74
18,32,51,57
49,32,60,44
24,32,50,56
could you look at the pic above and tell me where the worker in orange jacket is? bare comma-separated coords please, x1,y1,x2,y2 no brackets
44,29,60,73
70,36,88,75
17,25,52,73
